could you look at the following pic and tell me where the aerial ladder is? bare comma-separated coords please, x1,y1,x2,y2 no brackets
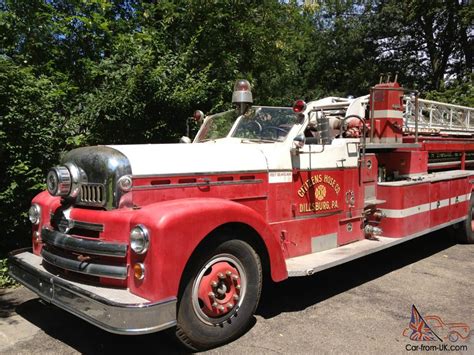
307,78,474,175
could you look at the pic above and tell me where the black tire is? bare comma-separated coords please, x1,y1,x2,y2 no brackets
175,239,262,351
454,194,474,244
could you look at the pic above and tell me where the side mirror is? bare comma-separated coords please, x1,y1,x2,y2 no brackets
193,110,204,123
180,136,192,144
293,133,305,149
184,110,205,142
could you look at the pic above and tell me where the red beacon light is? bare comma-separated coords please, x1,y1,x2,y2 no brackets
233,79,251,92
232,79,253,105
293,99,307,113
193,110,204,123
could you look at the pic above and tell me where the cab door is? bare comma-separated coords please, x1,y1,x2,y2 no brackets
289,139,363,254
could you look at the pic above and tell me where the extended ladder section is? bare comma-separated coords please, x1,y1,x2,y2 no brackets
405,98,474,136
310,96,474,138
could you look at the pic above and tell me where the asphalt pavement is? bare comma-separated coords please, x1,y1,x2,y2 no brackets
1,230,473,354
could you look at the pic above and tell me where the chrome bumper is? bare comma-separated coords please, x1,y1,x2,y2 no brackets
8,249,177,335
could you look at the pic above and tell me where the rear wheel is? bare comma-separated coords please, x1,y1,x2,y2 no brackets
176,239,262,351
453,193,474,244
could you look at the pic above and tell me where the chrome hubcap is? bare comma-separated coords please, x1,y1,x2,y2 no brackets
192,254,246,325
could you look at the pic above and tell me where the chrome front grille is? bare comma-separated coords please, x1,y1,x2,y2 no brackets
50,212,104,237
41,228,128,280
79,183,106,206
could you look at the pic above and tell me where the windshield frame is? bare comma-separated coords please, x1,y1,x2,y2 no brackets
194,106,301,144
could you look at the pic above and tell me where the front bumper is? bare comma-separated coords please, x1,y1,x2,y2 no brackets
8,249,177,335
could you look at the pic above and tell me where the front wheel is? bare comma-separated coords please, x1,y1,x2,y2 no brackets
176,239,262,351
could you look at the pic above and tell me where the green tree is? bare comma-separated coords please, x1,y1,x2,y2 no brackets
370,0,473,90
77,29,214,145
0,59,81,253
426,74,474,107
141,1,318,107
302,0,381,98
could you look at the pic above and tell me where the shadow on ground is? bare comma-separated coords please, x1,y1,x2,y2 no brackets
11,231,456,353
257,230,457,318
0,286,27,321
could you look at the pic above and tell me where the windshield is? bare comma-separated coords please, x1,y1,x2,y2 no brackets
195,106,298,143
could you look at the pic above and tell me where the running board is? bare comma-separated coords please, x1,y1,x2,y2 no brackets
285,217,465,277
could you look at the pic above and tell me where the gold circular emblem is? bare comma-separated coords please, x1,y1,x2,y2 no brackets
315,184,326,201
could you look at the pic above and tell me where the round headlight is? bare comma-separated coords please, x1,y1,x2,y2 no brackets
130,225,150,254
47,166,71,196
28,204,41,225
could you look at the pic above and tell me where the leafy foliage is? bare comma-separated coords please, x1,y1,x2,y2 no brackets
426,75,474,107
369,0,473,91
76,30,214,144
0,258,17,288
0,59,81,252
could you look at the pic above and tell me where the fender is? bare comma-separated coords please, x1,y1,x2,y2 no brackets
128,198,288,301
31,191,61,255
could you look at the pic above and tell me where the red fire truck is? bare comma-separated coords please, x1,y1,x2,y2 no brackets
9,78,474,350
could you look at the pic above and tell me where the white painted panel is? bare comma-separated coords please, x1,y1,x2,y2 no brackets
382,193,471,219
430,199,450,209
109,143,269,176
311,233,337,253
381,203,430,218
373,110,404,119
269,171,292,184
451,193,471,204
295,138,359,170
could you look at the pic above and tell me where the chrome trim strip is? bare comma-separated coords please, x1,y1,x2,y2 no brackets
78,183,106,207
291,210,341,221
231,195,268,202
131,169,268,179
428,161,461,168
72,220,104,232
132,179,263,191
50,214,105,232
41,248,128,280
42,228,126,257
9,250,177,335
268,211,341,224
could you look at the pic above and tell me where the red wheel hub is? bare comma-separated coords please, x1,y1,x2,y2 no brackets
197,261,242,317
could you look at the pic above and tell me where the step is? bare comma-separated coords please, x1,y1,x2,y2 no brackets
286,216,466,277
286,235,418,277
286,217,466,277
